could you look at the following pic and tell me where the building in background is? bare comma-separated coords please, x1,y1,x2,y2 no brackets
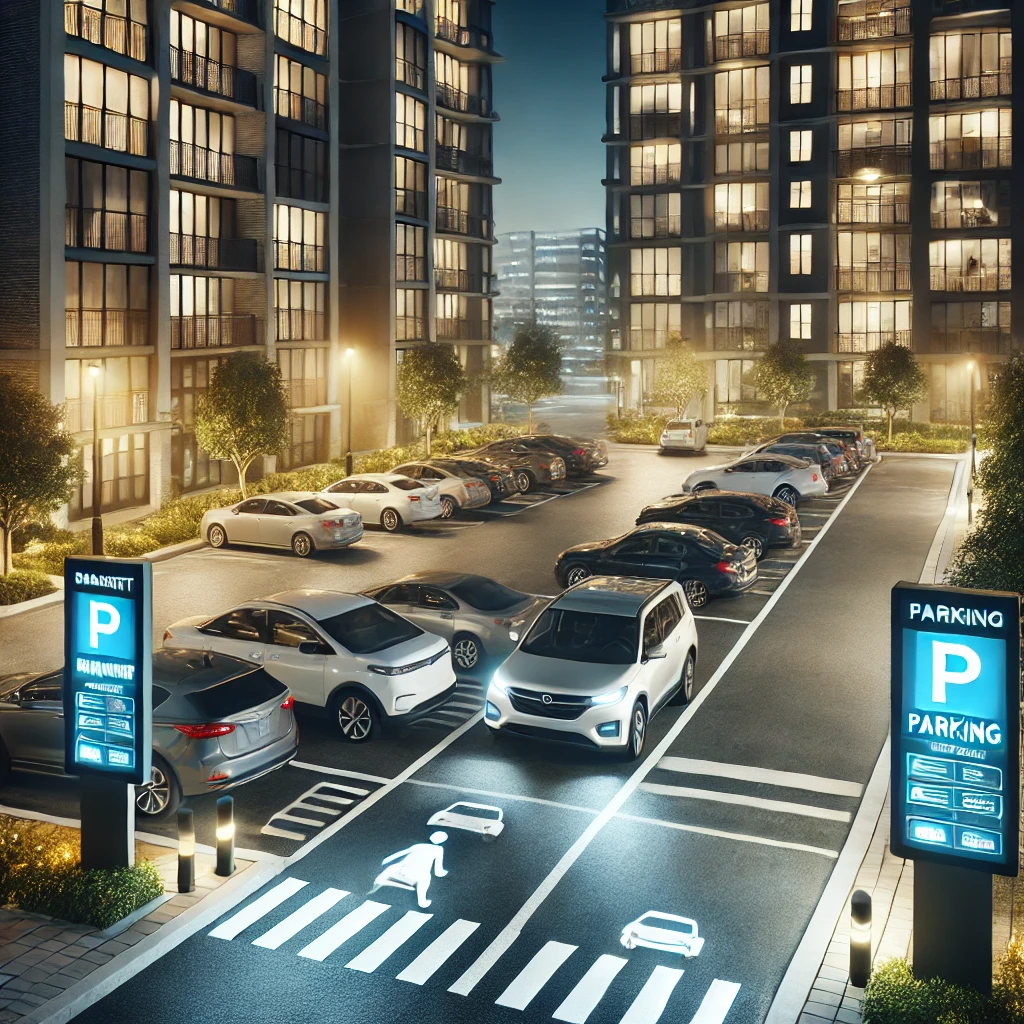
603,0,1021,421
494,228,608,394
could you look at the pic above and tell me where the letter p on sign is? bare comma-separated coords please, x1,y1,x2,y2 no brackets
931,640,981,704
89,600,120,650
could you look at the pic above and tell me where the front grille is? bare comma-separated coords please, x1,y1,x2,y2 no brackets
507,687,590,721
504,723,598,747
400,647,450,673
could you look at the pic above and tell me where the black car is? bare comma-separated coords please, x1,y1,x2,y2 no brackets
468,441,567,492
426,458,519,500
813,428,871,464
514,436,589,477
555,522,757,609
635,493,801,561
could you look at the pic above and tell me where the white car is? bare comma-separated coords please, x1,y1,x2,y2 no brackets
427,802,504,841
321,473,443,532
162,590,457,741
620,912,705,957
485,576,698,759
680,453,827,506
200,492,362,557
391,462,492,519
660,418,708,453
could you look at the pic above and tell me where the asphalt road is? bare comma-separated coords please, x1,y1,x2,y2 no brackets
54,452,956,1024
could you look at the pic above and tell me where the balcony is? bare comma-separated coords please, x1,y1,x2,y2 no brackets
714,102,769,135
275,89,326,130
396,255,427,283
435,145,493,178
631,164,681,186
835,329,912,353
714,211,769,233
929,267,1011,293
632,216,682,239
65,207,148,253
171,48,259,107
435,18,492,52
64,1,147,62
835,3,911,41
170,234,262,272
436,207,490,239
170,141,260,190
274,10,327,56
712,326,769,351
203,0,259,26
929,328,1011,355
435,268,486,292
930,138,1012,171
286,379,327,408
930,71,1012,102
835,146,912,177
713,271,768,293
171,314,262,350
396,316,427,342
631,50,683,74
435,84,495,118
835,83,911,112
708,33,769,62
436,318,487,341
66,309,148,348
65,102,148,157
273,241,326,272
396,188,428,219
276,310,326,342
65,391,149,433
630,112,683,139
397,58,426,92
835,264,911,291
836,197,911,225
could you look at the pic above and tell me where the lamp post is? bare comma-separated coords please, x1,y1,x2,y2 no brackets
967,359,977,481
88,364,103,555
344,347,355,476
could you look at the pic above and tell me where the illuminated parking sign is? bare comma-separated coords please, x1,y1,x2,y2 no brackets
891,582,1021,875
63,557,152,786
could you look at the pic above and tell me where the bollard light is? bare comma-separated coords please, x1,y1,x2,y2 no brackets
215,795,235,877
850,889,872,988
177,808,195,894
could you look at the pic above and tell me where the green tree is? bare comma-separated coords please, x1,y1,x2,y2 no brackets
0,374,81,575
749,340,814,426
492,323,563,431
654,335,707,417
859,342,928,442
947,356,1024,595
395,343,469,455
195,354,289,498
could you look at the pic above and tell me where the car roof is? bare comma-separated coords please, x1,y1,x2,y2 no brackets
261,589,373,618
736,452,807,469
346,472,412,483
254,491,333,504
554,576,674,615
383,570,471,588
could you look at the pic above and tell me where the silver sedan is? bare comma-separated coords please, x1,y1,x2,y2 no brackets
391,462,492,519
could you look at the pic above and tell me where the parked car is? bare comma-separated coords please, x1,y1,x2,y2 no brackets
814,427,876,463
485,576,698,758
425,457,519,501
163,590,457,742
321,473,443,532
636,492,801,560
621,912,705,956
754,442,837,482
774,433,861,472
681,453,828,506
0,650,297,819
518,435,609,476
391,461,492,519
554,522,756,609
200,492,362,557
659,418,709,454
467,441,567,494
364,572,549,671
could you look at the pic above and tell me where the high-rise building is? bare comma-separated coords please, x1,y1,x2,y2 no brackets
603,0,1021,422
494,229,608,393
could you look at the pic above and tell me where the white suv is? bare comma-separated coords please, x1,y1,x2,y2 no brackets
484,577,698,759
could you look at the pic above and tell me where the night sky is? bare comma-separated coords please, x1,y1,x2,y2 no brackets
491,0,607,235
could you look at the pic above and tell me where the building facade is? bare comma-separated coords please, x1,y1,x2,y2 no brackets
603,0,1022,421
494,228,608,393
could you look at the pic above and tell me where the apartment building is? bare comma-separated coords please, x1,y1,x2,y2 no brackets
603,0,1022,422
494,228,608,393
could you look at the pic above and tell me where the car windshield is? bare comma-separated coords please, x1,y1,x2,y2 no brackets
642,915,693,934
521,608,638,665
317,603,423,654
450,577,527,611
295,497,339,515
391,479,421,491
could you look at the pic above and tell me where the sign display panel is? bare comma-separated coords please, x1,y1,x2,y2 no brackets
891,582,1021,875
63,557,152,785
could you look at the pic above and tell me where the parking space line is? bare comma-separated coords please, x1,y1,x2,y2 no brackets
404,778,599,816
494,940,577,1010
639,783,852,822
656,757,863,798
692,615,749,626
290,762,392,785
277,810,337,827
447,701,482,711
687,980,742,1024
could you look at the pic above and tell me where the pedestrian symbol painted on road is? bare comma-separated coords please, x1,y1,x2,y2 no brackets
372,831,449,908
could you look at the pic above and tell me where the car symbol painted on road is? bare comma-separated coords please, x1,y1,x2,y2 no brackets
427,802,504,841
620,911,705,956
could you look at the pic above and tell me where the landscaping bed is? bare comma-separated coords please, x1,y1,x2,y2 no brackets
0,569,57,606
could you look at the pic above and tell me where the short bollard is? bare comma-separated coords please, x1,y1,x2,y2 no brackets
216,795,235,877
177,808,195,894
850,889,872,988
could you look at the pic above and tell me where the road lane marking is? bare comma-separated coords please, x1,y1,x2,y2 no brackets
345,911,433,973
494,940,577,1010
618,965,684,1024
209,877,308,940
553,954,629,1023
297,900,391,962
687,980,741,1024
692,615,749,626
404,779,598,815
656,757,863,798
261,825,306,840
448,701,483,711
396,919,481,985
262,781,367,839
639,783,852,822
290,761,391,784
276,811,336,827
252,888,349,950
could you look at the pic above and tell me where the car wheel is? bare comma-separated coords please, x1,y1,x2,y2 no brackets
624,701,647,761
740,534,765,560
515,470,535,493
135,755,181,819
439,496,456,519
564,564,591,587
670,652,696,706
380,507,402,532
207,524,227,549
452,632,483,671
291,532,314,558
774,485,799,506
692,483,714,495
682,579,709,609
334,691,378,742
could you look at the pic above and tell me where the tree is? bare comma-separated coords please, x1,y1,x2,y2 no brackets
492,323,563,431
395,343,468,455
654,335,707,417
947,356,1024,596
859,342,928,442
749,339,814,426
195,354,289,498
0,374,81,575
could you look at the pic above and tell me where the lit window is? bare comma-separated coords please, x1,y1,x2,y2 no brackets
790,233,812,274
791,0,812,31
789,180,812,209
790,65,812,104
790,129,812,162
790,303,811,340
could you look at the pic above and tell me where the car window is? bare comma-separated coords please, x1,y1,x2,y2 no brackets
690,499,718,517
521,609,638,665
317,603,423,654
187,668,287,718
375,584,419,604
763,460,785,473
420,587,457,611
642,612,660,654
20,675,62,703
449,804,500,820
295,497,339,515
730,461,756,473
720,502,750,519
422,468,444,480
328,480,359,494
655,534,689,556
395,465,421,478
153,685,172,710
666,420,691,430
237,498,266,514
656,597,682,639
268,611,321,648
201,607,266,642
264,501,295,517
391,479,419,492
450,577,526,611
613,535,654,556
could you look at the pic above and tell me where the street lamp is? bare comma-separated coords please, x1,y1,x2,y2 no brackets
344,348,355,476
88,363,103,556
967,359,977,481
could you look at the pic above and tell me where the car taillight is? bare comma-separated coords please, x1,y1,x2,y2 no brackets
811,472,819,482
320,519,343,528
174,723,235,739
573,448,585,456
162,628,172,641
717,560,738,574
280,695,295,710
408,495,420,502
769,517,789,527
490,475,499,482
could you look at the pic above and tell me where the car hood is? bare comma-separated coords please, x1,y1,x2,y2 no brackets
496,651,639,697
366,631,449,668
640,498,687,514
166,615,209,633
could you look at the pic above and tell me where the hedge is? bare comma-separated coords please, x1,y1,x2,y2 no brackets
0,569,57,606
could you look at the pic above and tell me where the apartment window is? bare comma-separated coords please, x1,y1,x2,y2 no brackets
790,65,812,104
930,32,1012,101
170,12,248,104
279,414,328,470
629,303,680,350
275,56,327,130
396,223,427,282
715,141,769,174
436,52,487,115
274,205,326,272
395,156,427,219
789,129,812,162
65,261,149,349
710,4,769,62
275,280,326,342
715,241,769,292
714,182,770,231
789,234,812,274
274,0,328,56
836,231,911,291
630,19,682,75
836,117,912,176
396,23,428,91
612,25,620,74
395,0,424,17
716,359,759,403
838,361,867,409
629,83,683,140
170,275,255,350
714,67,770,134
711,300,769,350
790,303,811,340
278,347,327,409
435,238,470,290
630,144,681,186
70,433,149,518
837,49,911,111
791,0,812,31
64,356,150,436
65,0,148,62
630,248,681,296
789,180,811,209
65,158,148,254
930,180,1004,230
64,55,149,156
396,94,426,152
396,289,427,341
929,238,1011,293
170,102,255,190
837,182,911,224
630,194,682,239
929,110,1013,171
171,357,225,491
612,86,621,136
931,301,1010,354
837,300,911,352
276,129,328,203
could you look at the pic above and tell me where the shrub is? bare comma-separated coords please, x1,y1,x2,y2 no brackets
432,423,526,453
104,531,162,559
355,443,426,474
142,490,244,547
0,569,57,605
605,413,668,445
14,535,89,576
875,432,966,454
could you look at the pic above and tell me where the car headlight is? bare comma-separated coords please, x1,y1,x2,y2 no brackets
590,685,627,707
369,662,422,676
489,675,509,696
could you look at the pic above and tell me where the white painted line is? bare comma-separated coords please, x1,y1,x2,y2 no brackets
345,911,433,973
405,778,598,816
300,794,354,807
746,588,777,597
275,811,329,827
449,462,874,997
494,940,577,1010
618,965,684,1024
307,781,369,796
297,900,391,962
687,980,742,1024
252,888,349,950
639,783,852,822
289,761,391,784
553,954,629,1023
692,615,750,626
260,825,306,841
396,919,481,985
447,701,482,711
209,877,308,941
657,757,863,798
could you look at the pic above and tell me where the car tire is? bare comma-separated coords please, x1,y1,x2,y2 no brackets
135,755,181,820
623,701,647,761
291,532,314,558
380,507,402,532
564,564,591,588
774,485,800,506
439,496,456,520
207,524,228,549
669,652,696,706
692,483,715,495
333,690,378,742
515,470,535,493
452,632,484,671
740,534,766,560
682,579,709,609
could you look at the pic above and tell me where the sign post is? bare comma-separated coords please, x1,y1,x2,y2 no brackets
64,557,152,870
891,582,1021,992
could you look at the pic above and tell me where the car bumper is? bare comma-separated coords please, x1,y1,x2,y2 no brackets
766,523,802,549
178,727,298,797
390,680,458,724
313,523,363,548
406,500,443,522
483,688,631,750
660,437,701,450
715,571,758,596
800,478,830,498
462,491,492,509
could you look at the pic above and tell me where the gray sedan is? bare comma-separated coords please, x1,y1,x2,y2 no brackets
363,573,550,672
0,649,297,819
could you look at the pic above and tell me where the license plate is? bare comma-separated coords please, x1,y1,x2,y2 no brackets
259,715,270,737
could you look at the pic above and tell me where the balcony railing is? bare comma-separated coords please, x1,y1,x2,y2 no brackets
714,102,770,135
435,145,494,178
435,18,491,51
276,310,326,342
712,327,769,351
274,10,327,56
397,59,426,91
273,241,326,272
632,217,682,238
714,211,770,233
65,102,148,156
835,329,912,353
170,234,262,272
709,32,769,62
64,1,147,62
435,268,486,292
930,139,1012,171
65,391,149,433
204,0,259,26
65,207,148,253
630,112,683,139
836,198,911,225
286,379,327,408
66,308,148,348
171,314,261,350
396,316,427,342
627,328,676,350
835,264,912,291
396,255,427,282
436,207,489,239
930,71,1012,102
929,267,1011,292
713,271,769,293
396,188,428,219
835,83,911,112
929,328,1012,355
836,4,911,41
631,49,683,74
170,141,260,190
436,318,487,340
931,206,1002,230
275,89,326,130
835,145,912,177
171,48,259,107
631,164,681,186
435,84,494,118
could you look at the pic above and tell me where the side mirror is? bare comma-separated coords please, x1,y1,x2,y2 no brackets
9,691,20,704
695,420,703,428
231,507,240,515
643,644,668,663
298,641,322,656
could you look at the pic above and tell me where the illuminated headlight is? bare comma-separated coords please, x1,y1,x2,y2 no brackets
590,686,627,707
369,662,421,676
489,675,509,696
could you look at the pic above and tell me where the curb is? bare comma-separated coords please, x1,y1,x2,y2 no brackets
141,539,206,563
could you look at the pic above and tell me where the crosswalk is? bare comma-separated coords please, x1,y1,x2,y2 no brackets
409,679,485,732
208,877,741,1023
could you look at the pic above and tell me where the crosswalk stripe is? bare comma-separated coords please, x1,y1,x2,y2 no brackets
494,940,577,1010
686,980,741,1024
397,918,480,985
656,757,863,798
252,888,350,950
618,965,684,1024
275,811,330,827
209,878,308,941
292,802,344,816
640,783,852,822
289,761,391,784
345,911,433,973
301,794,354,807
553,954,629,1023
297,901,391,962
260,825,306,841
